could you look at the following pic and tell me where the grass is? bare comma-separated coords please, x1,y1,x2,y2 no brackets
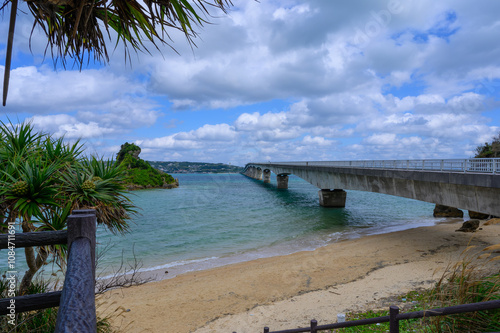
333,245,500,333
333,292,426,332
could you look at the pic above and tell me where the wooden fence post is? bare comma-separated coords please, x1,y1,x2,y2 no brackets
389,305,399,333
55,210,97,333
311,319,318,333
67,209,97,281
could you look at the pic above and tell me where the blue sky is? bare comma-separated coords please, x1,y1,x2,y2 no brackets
1,0,499,166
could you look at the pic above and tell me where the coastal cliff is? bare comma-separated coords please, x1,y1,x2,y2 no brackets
116,142,179,190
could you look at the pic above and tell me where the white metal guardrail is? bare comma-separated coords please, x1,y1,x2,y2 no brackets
248,158,500,174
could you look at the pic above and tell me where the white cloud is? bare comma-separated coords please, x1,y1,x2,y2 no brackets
0,65,145,114
1,0,500,165
29,115,115,139
302,135,335,147
186,124,237,141
365,133,397,145
235,112,287,131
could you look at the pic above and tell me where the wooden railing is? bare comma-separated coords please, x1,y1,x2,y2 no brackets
0,209,97,332
247,299,500,333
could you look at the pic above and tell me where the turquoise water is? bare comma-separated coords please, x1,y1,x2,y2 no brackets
94,173,443,280
2,173,449,280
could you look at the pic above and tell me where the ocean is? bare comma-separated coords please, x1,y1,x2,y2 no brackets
93,173,447,281
2,173,455,281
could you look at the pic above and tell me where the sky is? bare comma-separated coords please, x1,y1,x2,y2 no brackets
1,0,499,166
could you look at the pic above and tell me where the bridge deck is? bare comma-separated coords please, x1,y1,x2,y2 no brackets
243,159,500,216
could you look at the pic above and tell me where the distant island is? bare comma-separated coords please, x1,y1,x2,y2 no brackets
148,161,243,174
117,143,179,190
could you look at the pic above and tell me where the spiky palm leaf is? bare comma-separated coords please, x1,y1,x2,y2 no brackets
0,120,43,162
41,136,85,167
36,203,73,268
82,155,125,181
0,158,60,221
2,0,234,105
0,121,138,291
60,161,135,234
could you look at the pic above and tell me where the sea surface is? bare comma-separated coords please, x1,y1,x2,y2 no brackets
94,173,451,281
3,173,457,281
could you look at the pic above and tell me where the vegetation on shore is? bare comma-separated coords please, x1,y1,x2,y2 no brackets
475,132,500,158
149,160,242,173
0,121,138,331
0,121,136,291
115,143,177,189
334,245,500,332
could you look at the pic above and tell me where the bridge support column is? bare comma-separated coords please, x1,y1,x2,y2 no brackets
263,169,271,183
255,168,262,180
319,189,346,208
244,167,252,178
277,174,289,189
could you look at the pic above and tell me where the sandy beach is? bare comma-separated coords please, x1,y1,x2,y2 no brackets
98,220,500,333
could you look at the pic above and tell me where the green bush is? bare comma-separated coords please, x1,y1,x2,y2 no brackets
116,142,141,164
335,247,500,333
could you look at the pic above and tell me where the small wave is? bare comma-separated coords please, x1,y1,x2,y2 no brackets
97,256,219,280
139,257,219,272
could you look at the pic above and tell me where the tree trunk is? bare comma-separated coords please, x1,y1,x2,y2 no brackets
0,199,11,233
19,247,49,295
19,220,47,295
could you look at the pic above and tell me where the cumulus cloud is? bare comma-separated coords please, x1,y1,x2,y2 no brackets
28,114,115,139
1,0,499,164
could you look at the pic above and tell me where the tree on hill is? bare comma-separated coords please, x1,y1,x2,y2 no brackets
115,142,176,188
475,132,500,158
116,142,141,164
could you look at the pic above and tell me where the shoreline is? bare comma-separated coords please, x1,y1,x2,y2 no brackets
98,220,500,333
97,217,457,283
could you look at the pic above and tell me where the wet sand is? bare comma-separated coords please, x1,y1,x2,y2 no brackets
98,220,500,332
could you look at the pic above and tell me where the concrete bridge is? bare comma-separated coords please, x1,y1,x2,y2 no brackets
243,159,500,217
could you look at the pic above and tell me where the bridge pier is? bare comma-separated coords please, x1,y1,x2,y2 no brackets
319,189,346,208
255,168,262,180
246,167,262,180
277,174,289,189
263,169,271,183
249,167,256,178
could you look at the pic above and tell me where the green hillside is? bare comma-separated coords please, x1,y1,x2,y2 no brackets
148,161,243,173
117,143,178,189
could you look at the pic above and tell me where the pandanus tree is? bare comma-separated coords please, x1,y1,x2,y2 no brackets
1,0,234,105
0,0,235,294
0,121,135,294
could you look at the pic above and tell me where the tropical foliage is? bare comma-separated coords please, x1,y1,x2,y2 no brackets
1,0,234,105
116,142,141,164
336,244,500,332
475,132,500,158
0,121,136,294
116,142,176,187
149,160,243,173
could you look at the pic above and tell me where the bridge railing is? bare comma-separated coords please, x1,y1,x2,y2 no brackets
249,158,500,174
